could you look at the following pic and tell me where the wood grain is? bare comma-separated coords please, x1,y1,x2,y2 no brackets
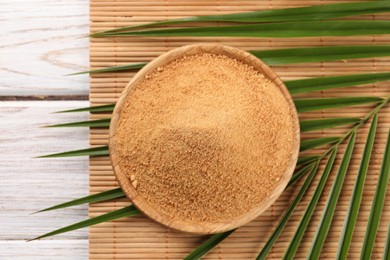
0,240,87,260
2,0,90,258
1,0,89,96
0,101,88,257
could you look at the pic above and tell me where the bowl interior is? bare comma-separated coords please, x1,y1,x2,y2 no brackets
109,44,300,234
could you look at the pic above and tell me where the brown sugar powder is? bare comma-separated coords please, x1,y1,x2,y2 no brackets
113,53,295,223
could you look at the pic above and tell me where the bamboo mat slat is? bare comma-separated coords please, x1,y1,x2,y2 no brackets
89,1,390,259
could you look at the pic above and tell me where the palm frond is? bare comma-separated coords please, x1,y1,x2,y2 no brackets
69,63,147,75
95,21,390,38
252,45,390,65
184,230,236,260
285,72,390,95
300,118,360,132
294,97,383,113
361,127,390,259
55,104,115,113
384,224,390,260
257,163,319,259
45,118,110,128
34,188,125,214
30,205,139,241
288,163,319,187
297,155,321,166
283,147,338,259
308,132,357,259
37,146,109,158
72,46,390,75
91,1,390,36
300,137,340,152
337,114,378,259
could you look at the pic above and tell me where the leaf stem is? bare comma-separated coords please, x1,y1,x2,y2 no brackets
321,95,390,158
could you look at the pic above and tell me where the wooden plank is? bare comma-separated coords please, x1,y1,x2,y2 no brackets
0,240,87,259
1,0,89,96
0,101,89,242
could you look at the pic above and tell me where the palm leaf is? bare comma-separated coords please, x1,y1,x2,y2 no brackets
96,21,390,38
55,104,115,113
69,63,147,75
283,147,338,259
300,118,360,132
91,1,390,36
252,45,390,66
337,114,378,259
257,163,319,259
285,72,390,95
384,224,390,260
294,97,383,113
361,127,390,259
297,155,321,166
288,163,318,187
45,118,110,128
37,146,109,158
34,188,125,214
73,46,390,75
308,132,357,259
29,205,139,241
184,230,236,260
300,137,340,152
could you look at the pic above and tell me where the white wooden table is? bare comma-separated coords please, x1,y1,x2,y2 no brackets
1,1,90,258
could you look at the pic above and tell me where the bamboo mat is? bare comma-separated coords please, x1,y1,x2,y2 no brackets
89,1,390,259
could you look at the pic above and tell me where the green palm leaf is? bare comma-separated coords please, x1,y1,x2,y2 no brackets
29,205,139,241
72,46,390,75
294,97,383,113
252,45,390,66
68,63,147,75
308,132,357,259
34,188,125,214
288,163,319,187
300,118,360,132
257,163,319,259
45,118,110,128
300,137,340,152
184,230,236,260
384,224,390,260
91,1,390,36
55,104,115,113
361,127,390,259
37,146,109,158
337,114,378,259
297,155,321,166
96,21,390,38
283,147,338,259
285,72,390,95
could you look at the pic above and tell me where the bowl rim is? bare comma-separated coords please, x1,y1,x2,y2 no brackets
109,43,300,234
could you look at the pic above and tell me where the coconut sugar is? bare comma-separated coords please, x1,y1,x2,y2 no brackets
114,53,295,223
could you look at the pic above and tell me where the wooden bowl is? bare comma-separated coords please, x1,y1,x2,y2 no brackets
109,44,300,234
